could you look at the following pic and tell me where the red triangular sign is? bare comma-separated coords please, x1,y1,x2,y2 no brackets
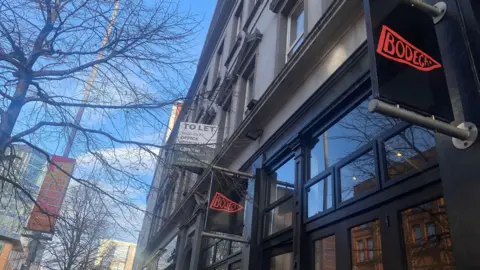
209,192,244,213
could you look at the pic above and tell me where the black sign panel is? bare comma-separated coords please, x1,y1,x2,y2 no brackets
205,172,248,236
365,0,454,122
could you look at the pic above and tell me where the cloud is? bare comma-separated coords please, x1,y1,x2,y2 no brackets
75,145,159,176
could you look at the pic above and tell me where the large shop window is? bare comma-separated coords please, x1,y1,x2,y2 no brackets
306,95,438,218
265,159,295,236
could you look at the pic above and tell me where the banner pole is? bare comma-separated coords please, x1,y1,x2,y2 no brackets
202,171,214,231
211,165,253,178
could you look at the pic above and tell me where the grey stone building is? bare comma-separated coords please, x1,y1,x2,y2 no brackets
134,0,480,269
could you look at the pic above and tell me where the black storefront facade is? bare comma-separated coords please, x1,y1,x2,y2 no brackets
236,1,480,270
138,0,480,269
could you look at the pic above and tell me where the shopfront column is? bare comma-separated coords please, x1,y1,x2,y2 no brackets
434,0,480,268
189,210,205,270
289,139,308,270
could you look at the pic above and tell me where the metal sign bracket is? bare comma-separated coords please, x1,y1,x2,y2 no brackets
369,99,478,149
405,0,447,24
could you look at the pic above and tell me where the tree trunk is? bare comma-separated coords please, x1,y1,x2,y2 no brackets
0,75,30,152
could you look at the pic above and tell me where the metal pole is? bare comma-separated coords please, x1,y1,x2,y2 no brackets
211,165,254,178
404,0,444,17
63,0,121,157
368,99,470,140
201,232,249,243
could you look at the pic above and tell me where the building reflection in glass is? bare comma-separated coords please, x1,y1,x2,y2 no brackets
401,198,455,269
269,252,293,270
385,126,436,180
340,150,376,202
265,197,294,235
314,235,336,270
310,97,399,178
350,220,383,270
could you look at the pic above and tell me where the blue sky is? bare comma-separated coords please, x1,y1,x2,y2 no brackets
109,0,218,242
10,0,217,243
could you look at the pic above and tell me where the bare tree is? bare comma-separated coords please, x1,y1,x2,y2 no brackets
41,185,114,270
0,0,202,236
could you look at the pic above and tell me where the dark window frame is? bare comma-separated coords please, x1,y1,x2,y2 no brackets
263,154,296,239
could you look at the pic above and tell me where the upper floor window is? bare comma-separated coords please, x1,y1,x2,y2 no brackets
244,69,256,117
240,57,256,119
286,1,304,60
216,41,224,78
234,3,243,37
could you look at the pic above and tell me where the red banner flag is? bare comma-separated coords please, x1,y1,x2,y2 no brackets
27,155,76,232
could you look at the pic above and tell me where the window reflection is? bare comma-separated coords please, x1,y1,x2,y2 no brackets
350,220,383,270
340,151,376,202
385,126,436,180
215,240,229,262
215,264,227,270
269,159,295,204
270,252,293,270
265,197,294,236
401,198,455,269
308,175,333,217
230,261,242,270
310,97,398,178
230,241,243,254
314,235,336,270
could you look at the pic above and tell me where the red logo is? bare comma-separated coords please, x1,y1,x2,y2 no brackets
209,192,244,213
376,25,441,72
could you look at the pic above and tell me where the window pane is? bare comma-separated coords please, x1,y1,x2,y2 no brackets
269,159,295,204
215,240,229,262
401,198,455,269
367,238,374,260
296,11,304,36
307,175,333,217
230,241,242,254
340,151,376,202
385,126,436,180
289,4,304,46
358,241,365,262
350,220,383,269
230,261,242,270
270,252,293,270
265,197,294,236
215,264,227,270
314,235,336,270
310,97,397,177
